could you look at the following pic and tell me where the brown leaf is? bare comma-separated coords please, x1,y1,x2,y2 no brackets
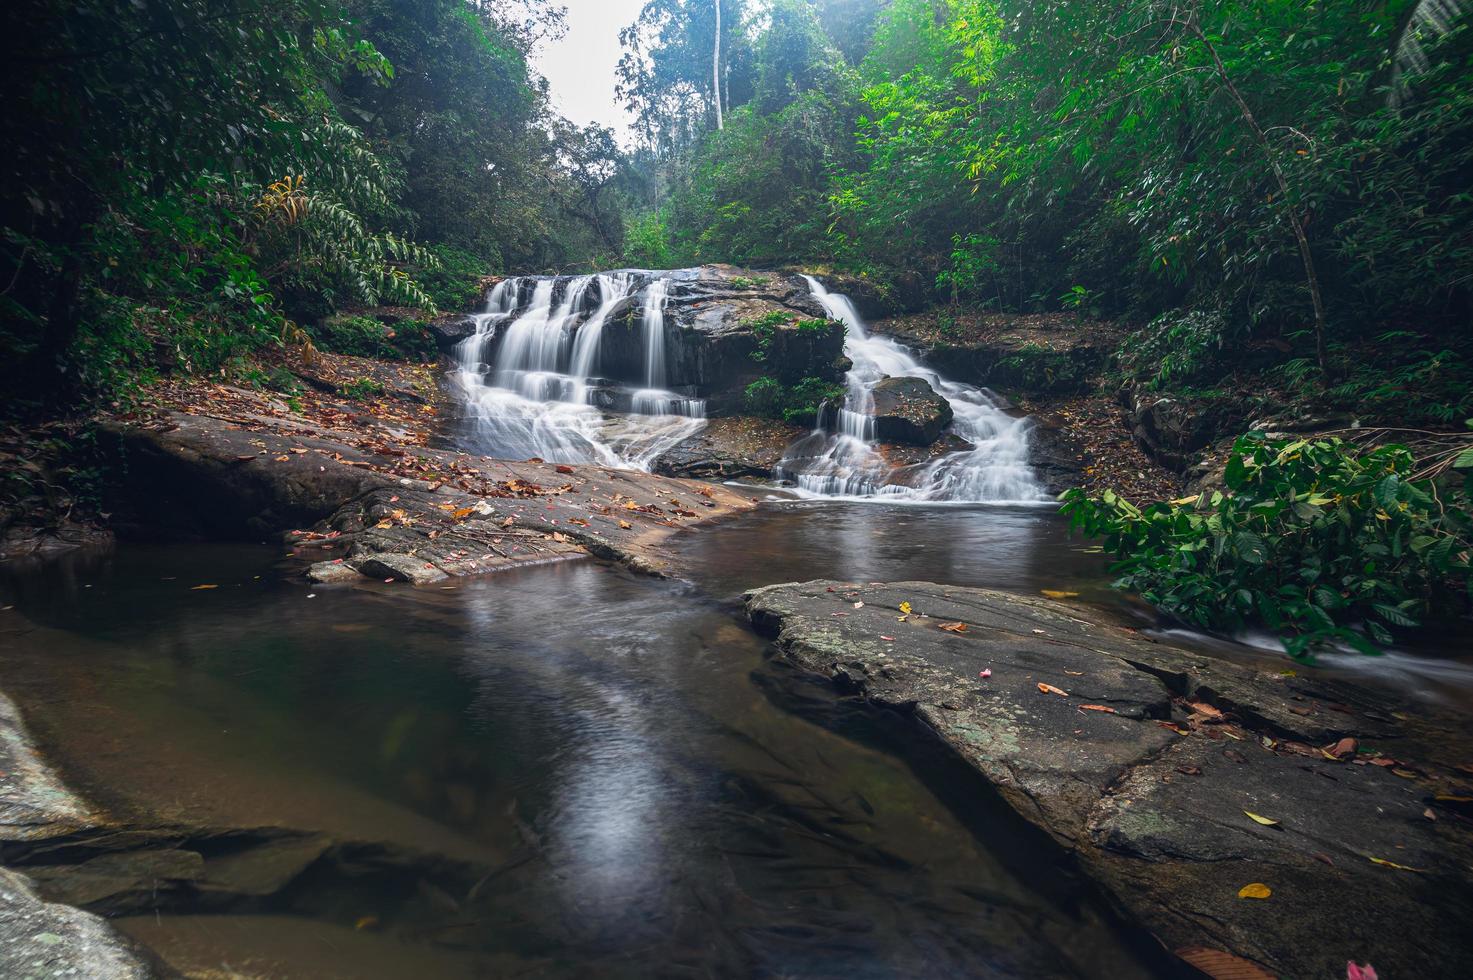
451,507,474,520
1079,704,1117,714
1223,748,1248,763
1037,683,1069,697
618,520,632,530
1174,946,1276,980
1326,737,1358,759
1187,701,1224,720
556,465,575,474
1175,765,1203,776
938,621,969,633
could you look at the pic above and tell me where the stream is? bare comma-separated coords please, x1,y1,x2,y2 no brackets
1,505,1177,979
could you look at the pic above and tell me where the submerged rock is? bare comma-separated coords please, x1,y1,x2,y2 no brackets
868,376,953,445
745,580,1473,980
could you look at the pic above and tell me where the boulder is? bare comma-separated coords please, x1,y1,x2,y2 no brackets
653,417,808,480
745,580,1473,980
869,376,953,445
356,552,450,585
0,868,158,980
874,312,1117,396
432,266,849,416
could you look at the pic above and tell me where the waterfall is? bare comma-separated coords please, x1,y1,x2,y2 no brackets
450,273,705,468
776,276,1042,503
643,277,669,388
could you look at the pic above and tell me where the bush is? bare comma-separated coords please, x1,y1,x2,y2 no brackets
311,314,436,362
1061,433,1473,661
412,244,493,312
744,375,845,424
1116,309,1233,390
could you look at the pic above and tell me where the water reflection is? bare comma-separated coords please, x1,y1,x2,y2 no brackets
1,532,1163,977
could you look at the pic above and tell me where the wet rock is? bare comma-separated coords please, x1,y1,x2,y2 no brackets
653,417,807,479
356,553,450,585
0,868,158,979
434,266,848,415
869,377,953,446
98,401,756,581
1124,392,1219,471
744,580,1473,980
198,833,333,897
306,560,363,584
874,312,1117,396
428,313,478,347
1,692,95,842
25,849,204,913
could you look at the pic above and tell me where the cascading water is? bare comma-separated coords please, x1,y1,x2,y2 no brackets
451,273,704,469
776,276,1042,502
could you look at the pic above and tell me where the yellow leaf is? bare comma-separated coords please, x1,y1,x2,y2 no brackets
618,520,632,530
190,584,218,591
899,601,913,615
1040,590,1079,599
1243,811,1280,827
451,507,474,520
1237,882,1272,899
1369,856,1424,872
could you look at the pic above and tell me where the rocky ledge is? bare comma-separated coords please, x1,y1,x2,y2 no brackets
745,581,1473,979
97,363,756,585
2,693,159,978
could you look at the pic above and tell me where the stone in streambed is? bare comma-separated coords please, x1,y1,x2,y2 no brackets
0,868,158,979
869,377,953,445
743,580,1473,980
306,560,364,584
356,553,449,585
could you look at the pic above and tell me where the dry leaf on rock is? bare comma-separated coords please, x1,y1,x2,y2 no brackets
1174,946,1276,980
1237,882,1272,899
1243,811,1280,827
1037,683,1068,697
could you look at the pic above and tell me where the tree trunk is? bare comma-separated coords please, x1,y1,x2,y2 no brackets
1188,13,1330,375
713,0,724,130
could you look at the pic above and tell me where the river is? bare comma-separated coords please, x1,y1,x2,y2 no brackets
1,503,1178,979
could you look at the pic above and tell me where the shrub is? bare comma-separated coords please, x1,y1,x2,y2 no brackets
343,376,386,400
1116,309,1233,390
1061,433,1472,661
311,314,435,362
744,375,845,424
412,244,493,313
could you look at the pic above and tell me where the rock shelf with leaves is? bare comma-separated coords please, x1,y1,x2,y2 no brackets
745,580,1473,980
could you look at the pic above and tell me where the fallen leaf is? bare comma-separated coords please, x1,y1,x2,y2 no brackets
899,601,913,615
1064,669,1084,676
938,621,968,633
1223,748,1248,763
978,668,992,679
1325,737,1357,759
556,465,575,474
190,584,218,591
618,520,632,530
1175,765,1203,776
853,601,864,609
451,507,475,520
1040,589,1079,599
1037,683,1069,697
880,635,895,641
1174,946,1276,980
1368,856,1424,872
1079,704,1117,714
1237,882,1272,899
1187,701,1225,720
1243,811,1280,827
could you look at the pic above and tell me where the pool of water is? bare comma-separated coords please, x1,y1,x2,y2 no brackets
0,503,1185,979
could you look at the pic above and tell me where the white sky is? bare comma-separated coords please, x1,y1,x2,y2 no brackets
532,0,649,139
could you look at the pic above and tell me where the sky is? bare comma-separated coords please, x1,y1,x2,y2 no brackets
532,0,649,139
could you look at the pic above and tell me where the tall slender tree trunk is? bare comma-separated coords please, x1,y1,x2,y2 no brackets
1188,12,1329,375
713,0,724,130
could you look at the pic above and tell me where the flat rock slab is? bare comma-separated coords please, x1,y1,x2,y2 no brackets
1,692,95,843
102,392,757,584
745,580,1473,979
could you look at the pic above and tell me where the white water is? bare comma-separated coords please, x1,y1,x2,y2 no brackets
451,274,705,468
776,276,1042,503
